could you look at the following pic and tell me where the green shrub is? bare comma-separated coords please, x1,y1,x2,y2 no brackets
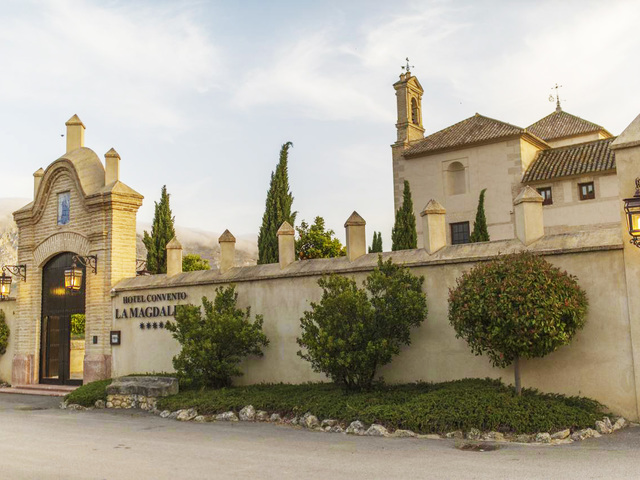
297,257,427,390
295,216,346,260
165,286,269,388
182,254,210,272
0,310,9,355
64,379,112,407
156,379,605,434
70,313,85,338
449,251,588,394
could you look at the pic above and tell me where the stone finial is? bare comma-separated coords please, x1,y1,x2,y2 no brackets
344,211,366,262
33,168,44,200
514,186,544,246
65,114,85,153
277,221,295,269
166,236,183,276
218,230,236,273
420,200,447,254
105,148,120,185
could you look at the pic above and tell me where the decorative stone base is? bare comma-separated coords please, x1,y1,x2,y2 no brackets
83,354,112,383
106,394,157,410
12,354,35,385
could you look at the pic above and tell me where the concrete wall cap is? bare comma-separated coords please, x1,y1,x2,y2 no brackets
104,148,120,159
421,199,446,216
166,237,183,249
344,211,366,227
277,221,295,236
218,229,236,243
610,113,640,150
33,168,44,177
65,114,85,127
514,186,544,205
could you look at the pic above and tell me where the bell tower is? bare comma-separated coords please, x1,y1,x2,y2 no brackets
393,70,425,145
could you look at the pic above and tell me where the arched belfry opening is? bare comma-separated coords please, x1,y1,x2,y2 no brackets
10,115,143,386
40,252,85,385
411,97,420,125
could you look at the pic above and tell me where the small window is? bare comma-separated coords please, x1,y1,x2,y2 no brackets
537,187,553,206
57,192,70,225
451,222,470,245
578,182,595,201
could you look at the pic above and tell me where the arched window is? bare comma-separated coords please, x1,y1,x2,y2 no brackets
411,98,419,125
447,161,466,195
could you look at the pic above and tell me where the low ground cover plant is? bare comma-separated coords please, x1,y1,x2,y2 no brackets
65,379,112,407
156,378,605,434
298,257,427,391
0,309,9,355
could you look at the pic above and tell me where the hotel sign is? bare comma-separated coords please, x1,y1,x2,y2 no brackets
115,292,188,320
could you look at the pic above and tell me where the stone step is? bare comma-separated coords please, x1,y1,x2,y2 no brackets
0,384,78,397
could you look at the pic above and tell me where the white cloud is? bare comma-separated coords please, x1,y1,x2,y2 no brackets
0,0,220,129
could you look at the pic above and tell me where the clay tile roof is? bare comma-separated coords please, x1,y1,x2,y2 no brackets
522,137,616,183
403,114,525,157
527,110,611,141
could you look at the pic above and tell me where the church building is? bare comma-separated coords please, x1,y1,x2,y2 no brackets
392,71,619,245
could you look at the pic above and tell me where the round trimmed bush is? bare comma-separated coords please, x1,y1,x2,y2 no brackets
448,251,588,394
0,309,9,355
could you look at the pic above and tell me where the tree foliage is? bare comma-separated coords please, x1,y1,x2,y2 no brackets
0,309,9,355
297,257,427,390
166,286,269,389
448,251,588,394
143,185,176,274
182,254,210,272
296,216,346,260
70,314,85,338
391,180,418,251
470,188,490,242
368,231,383,253
258,142,297,265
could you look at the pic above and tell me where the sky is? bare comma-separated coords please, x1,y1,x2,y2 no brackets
1,0,640,248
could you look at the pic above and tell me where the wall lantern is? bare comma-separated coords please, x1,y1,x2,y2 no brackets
623,178,640,248
0,265,27,300
64,255,97,290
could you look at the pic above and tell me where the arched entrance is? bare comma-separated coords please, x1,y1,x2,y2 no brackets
40,252,85,385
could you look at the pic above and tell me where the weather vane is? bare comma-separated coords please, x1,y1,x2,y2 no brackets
549,83,563,111
401,57,414,74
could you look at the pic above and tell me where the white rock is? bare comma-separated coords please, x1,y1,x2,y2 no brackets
613,417,628,431
94,400,106,409
445,431,463,439
301,413,319,429
255,410,269,422
321,419,338,429
269,413,282,423
239,405,256,421
550,429,570,440
393,429,417,438
329,425,345,434
534,433,551,443
466,428,482,440
346,420,367,435
482,431,505,442
571,428,601,441
215,411,239,422
194,415,206,423
168,411,179,419
177,408,198,422
159,410,171,418
365,424,389,437
595,420,612,435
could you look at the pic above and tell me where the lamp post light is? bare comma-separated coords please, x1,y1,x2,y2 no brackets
0,264,27,300
0,272,11,300
623,178,640,248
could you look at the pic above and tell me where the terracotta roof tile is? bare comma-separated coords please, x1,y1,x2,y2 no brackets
522,137,616,183
404,114,525,157
527,110,610,141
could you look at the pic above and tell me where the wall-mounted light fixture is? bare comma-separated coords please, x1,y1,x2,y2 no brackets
64,255,97,290
623,178,640,248
0,265,27,300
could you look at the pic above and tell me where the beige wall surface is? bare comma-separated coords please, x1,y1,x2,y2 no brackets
111,230,637,420
0,300,17,383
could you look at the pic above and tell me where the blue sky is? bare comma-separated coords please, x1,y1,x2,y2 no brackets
2,0,639,248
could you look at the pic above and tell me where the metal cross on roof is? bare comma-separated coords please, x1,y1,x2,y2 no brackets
549,83,563,111
401,57,414,73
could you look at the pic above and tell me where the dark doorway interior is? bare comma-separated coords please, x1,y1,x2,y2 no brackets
40,252,85,385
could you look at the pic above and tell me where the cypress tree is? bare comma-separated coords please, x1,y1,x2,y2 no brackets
257,142,297,264
391,180,418,251
143,185,176,274
470,188,490,243
368,231,383,253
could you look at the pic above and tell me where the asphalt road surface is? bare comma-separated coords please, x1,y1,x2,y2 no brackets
0,393,639,480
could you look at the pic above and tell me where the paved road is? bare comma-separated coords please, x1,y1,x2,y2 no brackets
0,393,639,480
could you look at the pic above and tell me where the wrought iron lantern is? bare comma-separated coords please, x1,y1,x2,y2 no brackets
64,255,97,290
0,264,27,300
0,272,11,299
623,178,640,248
